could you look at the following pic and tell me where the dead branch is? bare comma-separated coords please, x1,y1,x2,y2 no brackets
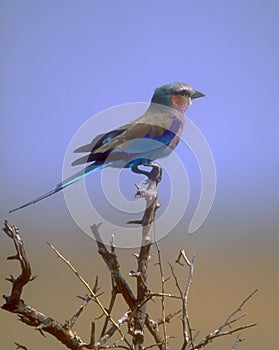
68,277,99,328
47,242,132,349
154,240,168,347
2,164,257,350
231,334,245,349
47,243,124,336
100,288,117,337
131,163,162,350
194,290,258,349
157,310,182,325
169,249,195,350
69,294,93,328
2,221,33,310
170,250,257,350
220,289,258,332
96,312,130,348
91,223,136,308
2,222,86,349
92,163,164,350
14,342,28,350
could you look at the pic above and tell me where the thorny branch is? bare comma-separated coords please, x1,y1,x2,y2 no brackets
231,334,245,350
47,242,127,343
169,249,195,350
92,163,164,350
154,240,168,347
170,250,257,350
193,289,258,349
2,164,257,350
132,164,161,350
2,221,33,310
2,221,86,349
14,342,28,350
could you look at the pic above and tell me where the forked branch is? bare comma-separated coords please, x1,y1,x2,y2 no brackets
2,163,257,350
2,222,86,349
2,221,33,310
93,163,164,350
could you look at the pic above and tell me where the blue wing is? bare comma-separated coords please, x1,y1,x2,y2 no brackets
72,117,181,166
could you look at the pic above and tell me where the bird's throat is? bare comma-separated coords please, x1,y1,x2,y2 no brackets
170,95,190,113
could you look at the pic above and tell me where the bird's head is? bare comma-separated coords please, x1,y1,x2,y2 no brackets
151,82,205,113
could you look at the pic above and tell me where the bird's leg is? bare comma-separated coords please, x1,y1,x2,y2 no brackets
130,163,162,203
131,165,150,178
146,162,162,184
131,163,162,184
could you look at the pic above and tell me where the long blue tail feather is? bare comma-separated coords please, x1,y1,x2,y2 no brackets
9,163,103,213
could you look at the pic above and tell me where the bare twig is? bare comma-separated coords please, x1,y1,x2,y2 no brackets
145,314,165,349
96,312,131,348
68,277,99,328
69,294,92,328
47,242,129,346
195,323,256,349
91,224,136,308
2,222,86,349
169,249,195,350
157,310,182,325
143,342,164,350
175,249,192,267
171,251,257,350
231,334,245,349
154,240,168,347
2,221,33,310
83,322,95,349
194,290,258,349
14,342,28,350
100,288,117,337
182,253,195,350
147,292,180,300
220,289,258,332
92,223,165,349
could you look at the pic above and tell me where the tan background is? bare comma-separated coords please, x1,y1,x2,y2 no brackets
1,196,278,349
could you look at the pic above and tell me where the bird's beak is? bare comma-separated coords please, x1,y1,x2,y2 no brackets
190,90,205,99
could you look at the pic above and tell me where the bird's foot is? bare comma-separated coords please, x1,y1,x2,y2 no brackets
146,162,162,183
131,163,162,204
131,162,162,184
128,163,161,226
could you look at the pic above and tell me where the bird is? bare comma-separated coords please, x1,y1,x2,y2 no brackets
9,82,204,213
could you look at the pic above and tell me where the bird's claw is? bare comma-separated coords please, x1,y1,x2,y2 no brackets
131,163,162,184
147,163,162,183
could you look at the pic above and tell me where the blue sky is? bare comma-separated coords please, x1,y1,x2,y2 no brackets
0,1,278,348
1,0,278,229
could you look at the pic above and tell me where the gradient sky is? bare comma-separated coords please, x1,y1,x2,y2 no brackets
0,1,278,349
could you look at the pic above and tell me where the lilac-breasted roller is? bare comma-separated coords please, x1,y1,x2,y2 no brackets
10,82,204,213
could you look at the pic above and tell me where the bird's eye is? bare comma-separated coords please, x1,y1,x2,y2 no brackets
173,90,191,96
180,90,191,96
